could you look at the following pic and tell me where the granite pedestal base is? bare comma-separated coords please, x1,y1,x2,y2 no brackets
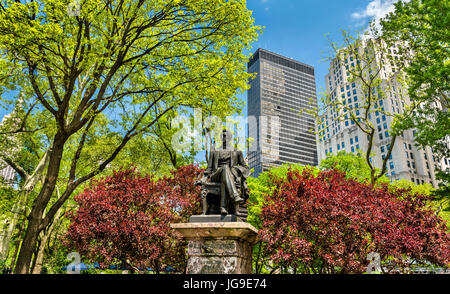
189,214,243,223
171,222,258,274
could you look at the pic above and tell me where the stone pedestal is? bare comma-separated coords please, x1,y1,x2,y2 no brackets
171,222,258,274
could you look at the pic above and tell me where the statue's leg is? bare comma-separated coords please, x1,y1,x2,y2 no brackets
211,167,228,214
201,189,208,215
220,183,228,214
222,166,244,204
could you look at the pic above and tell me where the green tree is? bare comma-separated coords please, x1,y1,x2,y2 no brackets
247,164,318,273
319,151,390,185
380,0,449,213
319,31,416,185
0,0,259,273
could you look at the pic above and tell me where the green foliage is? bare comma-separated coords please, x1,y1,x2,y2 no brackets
389,179,434,196
247,163,318,273
320,31,408,185
381,0,450,190
0,182,16,216
0,0,261,273
319,151,390,185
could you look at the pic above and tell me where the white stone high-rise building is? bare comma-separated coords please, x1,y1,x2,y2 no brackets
317,39,448,188
0,163,15,185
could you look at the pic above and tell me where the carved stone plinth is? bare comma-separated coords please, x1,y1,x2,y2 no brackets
171,222,258,274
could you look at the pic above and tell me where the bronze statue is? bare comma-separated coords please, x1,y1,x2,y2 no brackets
196,129,250,220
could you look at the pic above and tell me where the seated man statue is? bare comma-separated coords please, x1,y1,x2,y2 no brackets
198,129,251,216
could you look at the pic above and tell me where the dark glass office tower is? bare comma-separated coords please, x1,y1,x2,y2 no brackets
247,49,318,176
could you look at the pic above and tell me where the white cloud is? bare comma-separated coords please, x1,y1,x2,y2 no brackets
351,0,409,30
352,0,397,20
260,0,270,13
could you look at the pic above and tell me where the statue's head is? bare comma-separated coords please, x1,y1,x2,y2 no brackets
222,129,233,151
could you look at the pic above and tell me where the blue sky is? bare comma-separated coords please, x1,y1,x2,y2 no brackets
241,0,399,101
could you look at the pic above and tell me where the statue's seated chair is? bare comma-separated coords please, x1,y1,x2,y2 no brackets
199,176,248,221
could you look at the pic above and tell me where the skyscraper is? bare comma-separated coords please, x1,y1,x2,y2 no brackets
247,49,318,176
317,39,449,188
0,163,15,186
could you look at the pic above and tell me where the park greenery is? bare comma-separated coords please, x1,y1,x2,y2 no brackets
380,0,450,214
0,0,260,273
0,0,448,275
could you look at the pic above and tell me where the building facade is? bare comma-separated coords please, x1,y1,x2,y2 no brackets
0,162,15,186
247,48,318,176
317,39,448,187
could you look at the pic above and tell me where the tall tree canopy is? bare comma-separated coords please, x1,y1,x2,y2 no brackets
380,0,450,189
0,0,259,273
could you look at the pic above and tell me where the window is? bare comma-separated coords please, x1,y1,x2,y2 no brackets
389,162,394,170
356,144,360,150
383,123,387,130
337,144,340,151
350,138,354,145
352,82,356,88
382,115,386,121
351,146,355,153
355,136,359,142
407,161,411,168
342,142,345,149
379,133,383,140
381,146,385,153
385,131,389,138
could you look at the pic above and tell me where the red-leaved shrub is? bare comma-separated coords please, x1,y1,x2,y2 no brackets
259,168,450,273
65,164,202,273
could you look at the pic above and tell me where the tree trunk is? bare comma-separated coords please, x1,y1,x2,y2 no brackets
14,137,65,274
31,206,63,274
13,213,42,273
9,209,27,271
